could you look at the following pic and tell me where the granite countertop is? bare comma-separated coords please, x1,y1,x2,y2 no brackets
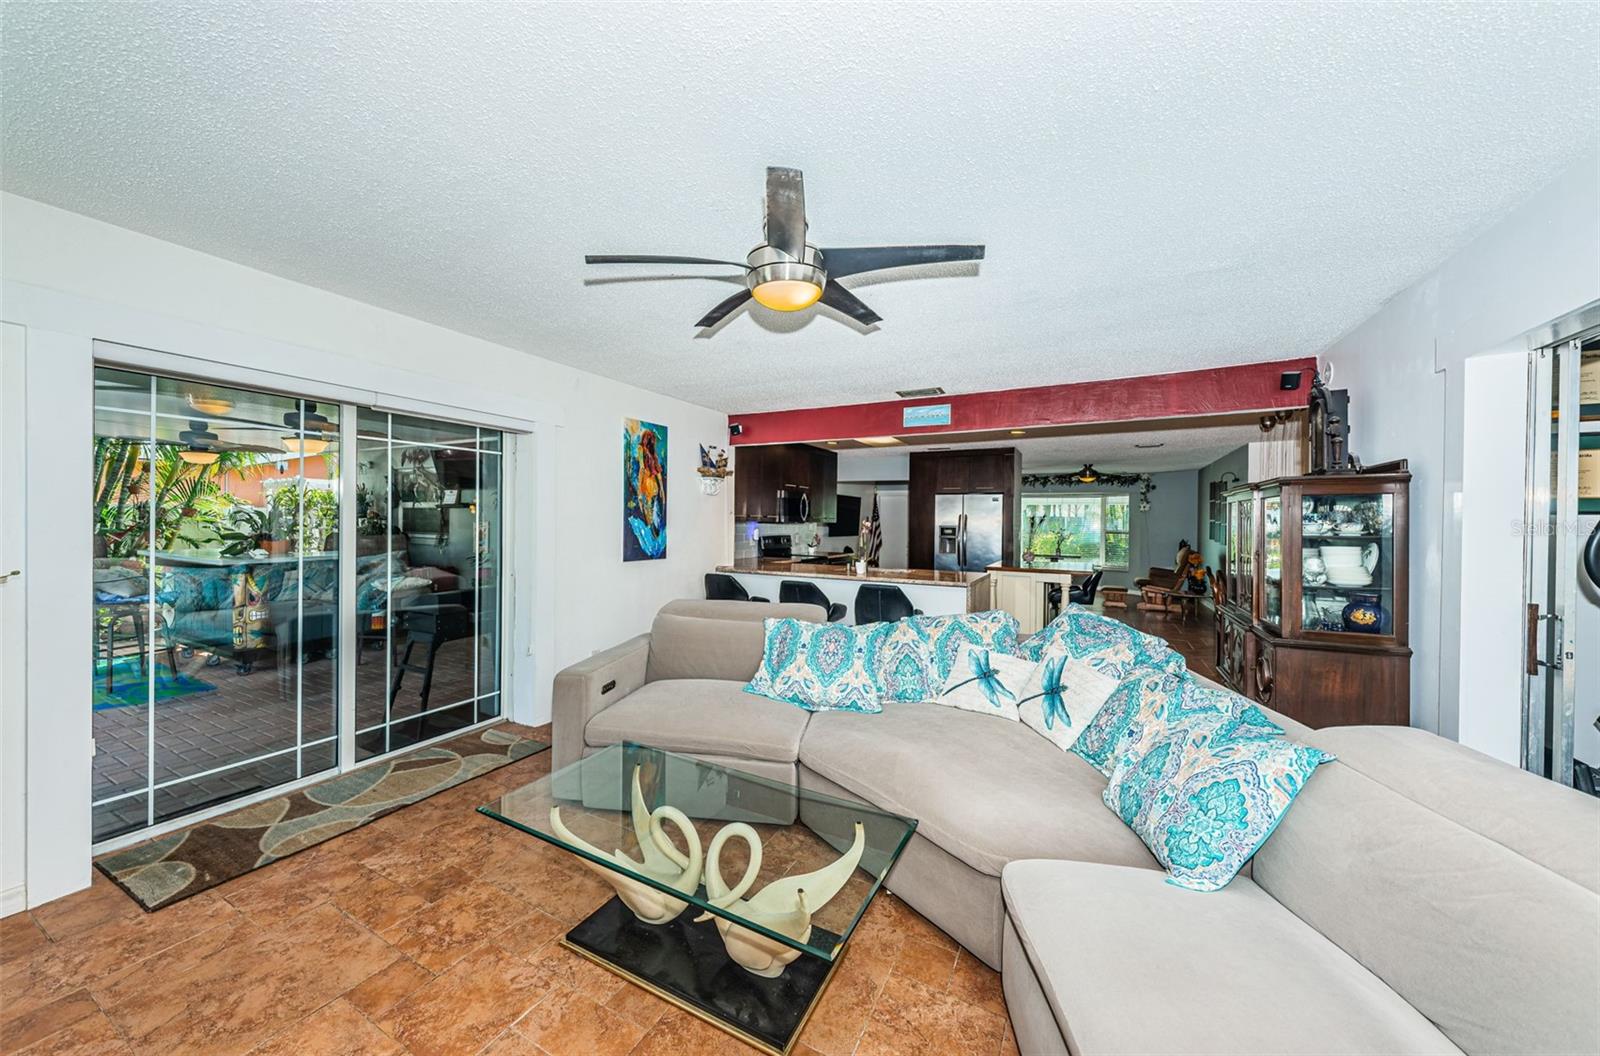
717,559,987,587
986,559,1097,575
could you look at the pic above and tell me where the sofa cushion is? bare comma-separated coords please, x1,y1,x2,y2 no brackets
1254,728,1600,1056
584,678,812,762
1001,859,1461,1055
645,599,825,683
800,702,1156,877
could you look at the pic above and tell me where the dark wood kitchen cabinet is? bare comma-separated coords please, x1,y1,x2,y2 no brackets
733,444,837,523
908,448,1020,568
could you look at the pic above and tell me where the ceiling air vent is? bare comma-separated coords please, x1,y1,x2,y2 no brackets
895,386,945,398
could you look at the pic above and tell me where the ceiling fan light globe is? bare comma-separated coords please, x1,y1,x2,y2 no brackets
751,279,823,312
179,448,220,465
282,435,330,457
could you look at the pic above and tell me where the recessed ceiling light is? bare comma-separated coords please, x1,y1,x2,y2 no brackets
856,436,902,446
826,440,838,446
895,386,945,398
1009,429,1026,436
1134,442,1166,449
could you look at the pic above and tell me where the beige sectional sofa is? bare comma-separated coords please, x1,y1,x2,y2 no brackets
553,599,1600,1055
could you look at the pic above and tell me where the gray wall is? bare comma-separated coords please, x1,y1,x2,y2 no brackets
1195,446,1249,572
1022,468,1199,588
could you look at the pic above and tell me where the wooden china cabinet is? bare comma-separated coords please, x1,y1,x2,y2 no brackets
1216,463,1412,727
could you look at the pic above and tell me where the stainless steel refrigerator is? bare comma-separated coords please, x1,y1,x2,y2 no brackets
934,493,1004,571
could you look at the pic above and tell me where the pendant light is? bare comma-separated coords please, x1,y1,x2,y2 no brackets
178,420,221,465
1072,464,1100,484
185,389,234,416
282,402,331,456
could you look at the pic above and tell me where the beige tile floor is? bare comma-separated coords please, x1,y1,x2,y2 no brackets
1,724,1020,1056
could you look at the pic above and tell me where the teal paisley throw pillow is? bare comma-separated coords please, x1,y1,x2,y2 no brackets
1069,662,1188,776
1103,676,1288,833
745,618,882,713
1023,605,1181,677
909,611,1023,687
1137,736,1333,892
857,620,937,703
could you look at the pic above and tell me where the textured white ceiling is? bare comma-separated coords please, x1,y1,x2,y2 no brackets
886,422,1263,473
3,2,1595,412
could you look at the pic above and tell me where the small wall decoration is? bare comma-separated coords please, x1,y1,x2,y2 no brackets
624,418,668,561
697,445,731,496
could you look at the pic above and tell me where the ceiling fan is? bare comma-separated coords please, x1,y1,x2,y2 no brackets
585,167,984,329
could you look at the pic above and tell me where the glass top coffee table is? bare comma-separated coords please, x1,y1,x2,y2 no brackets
479,742,917,1055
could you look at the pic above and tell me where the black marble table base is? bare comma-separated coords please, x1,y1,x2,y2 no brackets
563,894,844,1055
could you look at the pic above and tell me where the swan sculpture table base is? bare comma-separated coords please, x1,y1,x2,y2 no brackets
562,891,846,1056
477,743,915,1056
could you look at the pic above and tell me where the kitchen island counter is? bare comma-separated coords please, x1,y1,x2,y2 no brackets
714,560,990,620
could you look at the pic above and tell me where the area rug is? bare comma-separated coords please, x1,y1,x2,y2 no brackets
95,725,547,911
92,657,216,710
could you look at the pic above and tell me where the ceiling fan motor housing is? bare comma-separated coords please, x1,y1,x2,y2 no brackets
744,242,826,293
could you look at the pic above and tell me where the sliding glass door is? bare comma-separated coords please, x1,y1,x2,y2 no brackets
91,365,507,843
352,411,503,759
91,368,342,841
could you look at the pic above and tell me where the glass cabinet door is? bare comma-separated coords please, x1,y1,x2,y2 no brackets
1300,489,1396,636
1261,490,1283,628
1226,491,1255,611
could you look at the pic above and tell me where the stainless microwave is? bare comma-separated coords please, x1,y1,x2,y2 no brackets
775,486,810,523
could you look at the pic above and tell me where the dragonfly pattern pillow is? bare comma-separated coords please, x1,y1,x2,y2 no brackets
1016,654,1121,752
934,642,1034,720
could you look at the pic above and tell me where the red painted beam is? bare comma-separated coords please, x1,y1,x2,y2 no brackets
727,358,1317,445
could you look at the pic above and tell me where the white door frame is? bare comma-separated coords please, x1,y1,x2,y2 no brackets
1521,302,1599,784
1,324,30,915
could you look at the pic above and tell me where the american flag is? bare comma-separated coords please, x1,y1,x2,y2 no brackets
865,490,883,567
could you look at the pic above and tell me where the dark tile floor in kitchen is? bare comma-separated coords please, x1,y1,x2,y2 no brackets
2,723,1018,1056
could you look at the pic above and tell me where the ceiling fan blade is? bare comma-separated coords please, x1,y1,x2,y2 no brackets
585,254,744,267
820,280,882,326
818,244,985,279
763,167,808,259
695,289,754,329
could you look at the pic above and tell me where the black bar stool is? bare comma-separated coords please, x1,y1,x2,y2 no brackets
778,580,847,622
705,573,768,603
854,583,921,624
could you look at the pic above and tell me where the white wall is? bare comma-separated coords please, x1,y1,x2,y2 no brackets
1457,351,1532,762
1320,145,1600,736
821,482,909,569
0,192,732,906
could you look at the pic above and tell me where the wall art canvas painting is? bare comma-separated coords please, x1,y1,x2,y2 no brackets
623,418,668,560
